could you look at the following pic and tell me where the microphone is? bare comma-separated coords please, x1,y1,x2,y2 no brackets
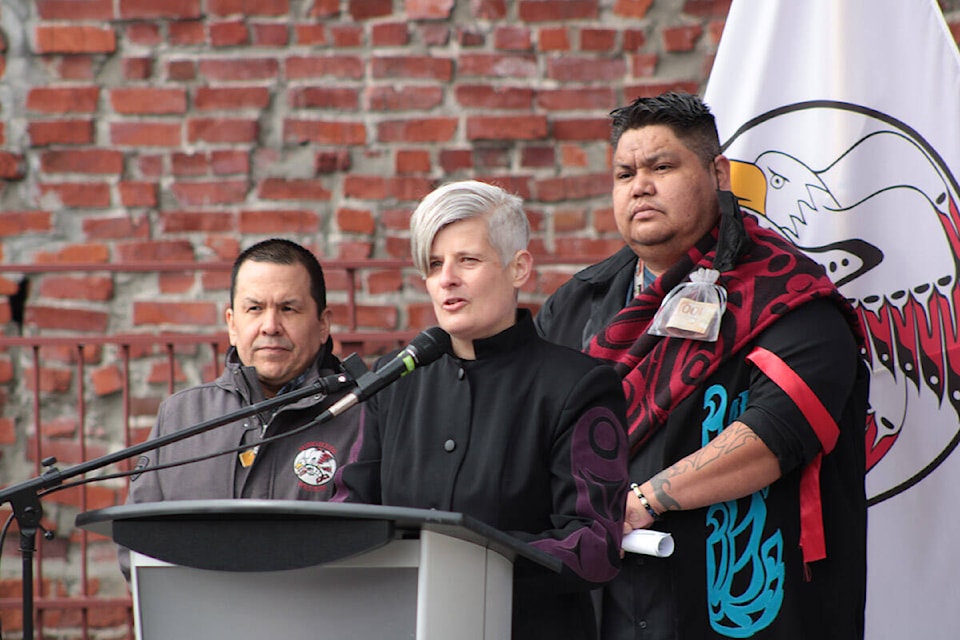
322,326,451,418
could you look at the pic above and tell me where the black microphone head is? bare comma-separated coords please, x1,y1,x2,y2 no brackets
408,326,451,366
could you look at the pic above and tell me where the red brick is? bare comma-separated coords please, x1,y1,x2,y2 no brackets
372,23,409,47
681,0,732,17
253,22,290,46
27,120,93,147
632,53,658,77
519,0,598,21
118,0,201,19
624,81,699,101
116,239,195,263
38,182,111,208
26,306,109,333
27,87,99,114
293,24,328,46
581,28,617,51
0,277,15,297
467,115,547,141
119,181,159,207
290,87,360,110
122,56,153,80
110,121,182,146
172,152,209,176
624,29,647,51
40,149,123,174
38,275,113,301
167,58,198,80
456,85,534,109
37,0,114,20
199,58,279,81
459,53,537,78
160,210,236,232
125,22,162,45
537,87,616,111
554,236,624,261
34,26,116,54
169,20,205,45
210,20,249,46
209,0,290,15
35,242,110,264
46,58,89,82
159,271,196,294
521,146,556,168
560,143,588,168
471,0,506,18
0,152,25,179
110,87,186,114
613,0,653,18
377,118,458,143
194,86,270,110
366,86,443,111
547,56,627,82
285,55,364,79
187,117,258,143
494,26,532,51
371,56,454,80
257,178,332,201
366,270,404,295
91,365,124,396
82,214,150,240
535,173,611,202
316,150,351,173
134,301,220,326
284,119,366,145
310,0,340,16
553,117,610,141
406,0,454,19
211,150,249,175
343,175,385,200
337,207,375,234
238,208,321,233
439,148,473,173
0,417,14,445
330,24,363,47
538,27,570,51
593,208,617,233
396,149,431,174
171,180,249,205
387,176,433,202
458,28,485,47
349,0,392,19
662,24,703,52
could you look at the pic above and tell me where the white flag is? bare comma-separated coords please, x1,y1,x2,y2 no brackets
704,1,960,638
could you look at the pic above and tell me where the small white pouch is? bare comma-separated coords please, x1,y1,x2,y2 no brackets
647,268,726,342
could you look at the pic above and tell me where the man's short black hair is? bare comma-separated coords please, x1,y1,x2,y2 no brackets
610,92,721,167
230,238,327,315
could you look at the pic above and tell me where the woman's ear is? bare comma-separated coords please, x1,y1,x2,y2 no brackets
512,249,533,288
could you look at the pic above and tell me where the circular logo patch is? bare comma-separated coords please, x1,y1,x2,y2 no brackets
293,445,337,487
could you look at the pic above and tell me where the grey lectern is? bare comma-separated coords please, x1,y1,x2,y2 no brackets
76,500,561,640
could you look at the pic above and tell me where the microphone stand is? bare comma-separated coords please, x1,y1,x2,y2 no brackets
0,367,359,640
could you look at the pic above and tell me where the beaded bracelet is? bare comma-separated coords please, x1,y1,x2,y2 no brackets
630,483,662,521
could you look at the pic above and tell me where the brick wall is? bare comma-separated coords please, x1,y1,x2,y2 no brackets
0,0,959,637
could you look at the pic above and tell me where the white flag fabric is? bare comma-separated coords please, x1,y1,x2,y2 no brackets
704,1,960,638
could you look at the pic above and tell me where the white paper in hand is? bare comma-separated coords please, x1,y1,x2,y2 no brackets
622,530,675,557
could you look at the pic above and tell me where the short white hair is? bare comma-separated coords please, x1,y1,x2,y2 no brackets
409,180,530,276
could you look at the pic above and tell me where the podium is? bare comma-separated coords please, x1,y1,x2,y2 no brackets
76,500,561,640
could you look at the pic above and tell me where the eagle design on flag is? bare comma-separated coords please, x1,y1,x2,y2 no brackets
724,105,960,503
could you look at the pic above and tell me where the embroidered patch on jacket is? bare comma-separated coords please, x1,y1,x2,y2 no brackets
130,455,150,482
293,443,337,488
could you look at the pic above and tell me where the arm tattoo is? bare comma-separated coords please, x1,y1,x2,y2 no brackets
648,422,762,513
